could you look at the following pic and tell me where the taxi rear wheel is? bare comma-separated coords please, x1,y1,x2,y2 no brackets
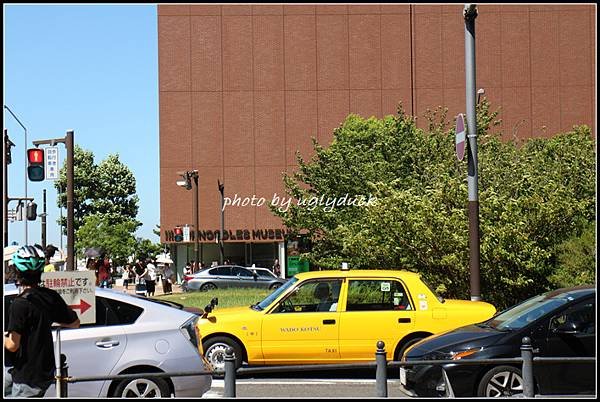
395,337,425,361
203,336,243,371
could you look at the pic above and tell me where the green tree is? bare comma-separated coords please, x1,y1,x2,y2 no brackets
76,215,138,266
274,101,596,309
549,223,596,288
134,238,163,262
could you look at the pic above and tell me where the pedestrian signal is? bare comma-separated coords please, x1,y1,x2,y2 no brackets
27,148,45,181
174,226,183,242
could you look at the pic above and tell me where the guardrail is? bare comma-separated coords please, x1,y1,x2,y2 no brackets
58,337,595,398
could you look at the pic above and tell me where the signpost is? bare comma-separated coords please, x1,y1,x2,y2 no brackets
45,145,59,180
42,270,96,325
455,113,466,161
183,225,191,242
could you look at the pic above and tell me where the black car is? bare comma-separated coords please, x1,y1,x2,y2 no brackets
400,285,595,397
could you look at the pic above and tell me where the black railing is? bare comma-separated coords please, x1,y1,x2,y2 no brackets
60,337,595,398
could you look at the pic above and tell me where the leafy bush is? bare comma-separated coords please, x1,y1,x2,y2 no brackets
274,101,596,309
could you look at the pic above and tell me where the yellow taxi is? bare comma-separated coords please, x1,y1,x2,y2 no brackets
197,269,496,370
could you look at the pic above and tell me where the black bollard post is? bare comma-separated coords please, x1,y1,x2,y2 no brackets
521,337,534,397
224,347,236,398
60,354,68,397
375,341,388,397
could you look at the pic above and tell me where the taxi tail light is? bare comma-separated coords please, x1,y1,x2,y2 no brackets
181,315,201,355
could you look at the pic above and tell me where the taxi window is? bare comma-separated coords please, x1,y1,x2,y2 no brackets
346,280,412,311
273,280,342,313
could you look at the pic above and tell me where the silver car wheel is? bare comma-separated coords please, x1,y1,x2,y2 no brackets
205,342,229,371
484,370,523,397
117,378,166,398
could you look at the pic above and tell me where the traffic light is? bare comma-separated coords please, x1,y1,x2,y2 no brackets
27,148,45,181
174,226,183,242
26,201,37,221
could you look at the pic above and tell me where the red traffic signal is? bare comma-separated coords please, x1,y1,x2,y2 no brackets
27,148,45,181
174,226,183,242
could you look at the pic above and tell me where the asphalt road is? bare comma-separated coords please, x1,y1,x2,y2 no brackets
202,368,410,399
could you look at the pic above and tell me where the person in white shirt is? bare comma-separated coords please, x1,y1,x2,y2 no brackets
145,258,157,297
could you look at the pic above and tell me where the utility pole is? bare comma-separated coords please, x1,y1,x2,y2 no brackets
3,105,29,243
33,130,75,270
4,129,15,249
218,180,225,265
177,170,200,268
41,189,47,248
464,4,481,301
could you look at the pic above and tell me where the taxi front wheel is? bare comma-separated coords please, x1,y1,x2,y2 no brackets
203,336,243,371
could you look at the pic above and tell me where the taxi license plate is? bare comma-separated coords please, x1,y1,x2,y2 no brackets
399,367,407,386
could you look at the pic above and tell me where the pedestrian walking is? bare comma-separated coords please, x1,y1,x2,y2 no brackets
122,264,131,290
4,245,80,397
162,264,174,294
145,258,157,297
272,259,281,277
43,245,58,273
184,262,192,276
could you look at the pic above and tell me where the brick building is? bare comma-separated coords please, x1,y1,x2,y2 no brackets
158,4,596,275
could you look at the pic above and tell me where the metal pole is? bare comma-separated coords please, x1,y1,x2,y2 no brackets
521,337,535,397
193,172,200,267
224,347,236,397
42,189,47,248
3,129,10,249
66,130,75,271
375,341,388,397
55,328,62,398
464,4,481,301
3,105,28,244
218,180,224,265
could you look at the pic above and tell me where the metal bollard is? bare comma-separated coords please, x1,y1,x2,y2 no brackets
375,341,388,397
60,354,68,397
520,337,534,398
223,347,236,398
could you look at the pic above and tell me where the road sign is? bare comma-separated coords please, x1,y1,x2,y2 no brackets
183,225,190,242
45,146,60,180
455,113,466,161
41,270,96,324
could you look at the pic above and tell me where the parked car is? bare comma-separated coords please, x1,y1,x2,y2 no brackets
400,285,595,397
4,284,212,398
182,265,286,292
196,269,497,371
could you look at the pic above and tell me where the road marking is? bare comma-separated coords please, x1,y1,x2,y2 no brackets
210,379,400,387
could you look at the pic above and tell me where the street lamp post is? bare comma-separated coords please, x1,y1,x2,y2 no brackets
177,170,200,267
4,105,29,244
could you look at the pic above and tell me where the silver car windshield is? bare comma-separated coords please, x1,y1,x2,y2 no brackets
256,277,297,310
487,293,570,331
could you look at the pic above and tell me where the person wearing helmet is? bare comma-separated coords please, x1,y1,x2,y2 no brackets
4,245,80,397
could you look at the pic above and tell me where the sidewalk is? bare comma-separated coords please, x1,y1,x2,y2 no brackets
111,278,182,296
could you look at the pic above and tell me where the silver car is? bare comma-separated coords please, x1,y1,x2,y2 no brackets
182,265,286,292
4,284,212,398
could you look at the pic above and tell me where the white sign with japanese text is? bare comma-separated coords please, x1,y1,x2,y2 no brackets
41,270,96,324
45,146,60,180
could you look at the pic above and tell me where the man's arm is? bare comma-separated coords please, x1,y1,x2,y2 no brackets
4,331,21,352
60,317,80,329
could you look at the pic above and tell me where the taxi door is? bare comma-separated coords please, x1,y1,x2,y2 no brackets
261,279,342,364
338,278,415,361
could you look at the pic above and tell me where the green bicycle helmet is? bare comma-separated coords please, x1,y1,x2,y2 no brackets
12,245,46,272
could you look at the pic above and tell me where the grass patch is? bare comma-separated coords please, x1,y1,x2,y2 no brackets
155,288,272,310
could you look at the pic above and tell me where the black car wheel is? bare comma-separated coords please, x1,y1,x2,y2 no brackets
477,365,523,397
200,282,217,292
113,377,170,398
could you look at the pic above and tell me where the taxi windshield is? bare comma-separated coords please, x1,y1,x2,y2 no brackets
255,277,297,310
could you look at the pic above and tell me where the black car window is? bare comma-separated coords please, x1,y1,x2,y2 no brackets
232,267,253,277
81,296,143,327
346,280,412,311
210,267,232,276
550,301,595,335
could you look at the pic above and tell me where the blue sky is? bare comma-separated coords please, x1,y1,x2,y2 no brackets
4,4,159,248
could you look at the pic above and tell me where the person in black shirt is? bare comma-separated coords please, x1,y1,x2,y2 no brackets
4,245,80,397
